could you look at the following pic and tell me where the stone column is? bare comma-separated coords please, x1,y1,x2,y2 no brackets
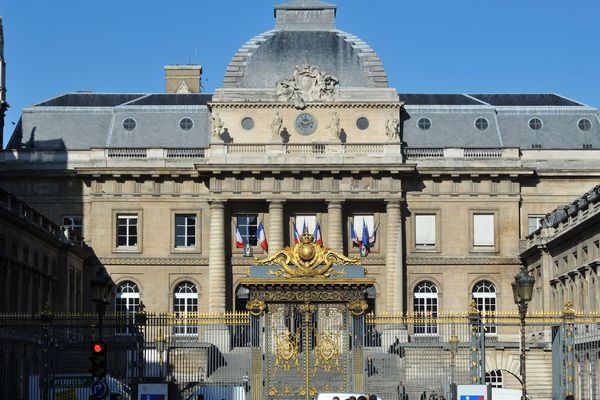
385,200,403,313
268,200,284,252
208,201,226,312
327,200,343,252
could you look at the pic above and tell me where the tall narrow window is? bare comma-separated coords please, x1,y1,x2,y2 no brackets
63,215,83,238
173,282,198,335
413,281,438,335
117,214,138,247
415,214,436,248
473,280,497,334
175,214,196,248
115,281,140,335
237,214,258,246
295,215,316,236
473,213,494,247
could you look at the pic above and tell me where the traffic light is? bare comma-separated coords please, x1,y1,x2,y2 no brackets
89,341,107,378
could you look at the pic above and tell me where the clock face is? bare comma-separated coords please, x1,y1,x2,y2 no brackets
294,113,317,135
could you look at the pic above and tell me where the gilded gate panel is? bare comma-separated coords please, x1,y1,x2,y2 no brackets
265,302,353,400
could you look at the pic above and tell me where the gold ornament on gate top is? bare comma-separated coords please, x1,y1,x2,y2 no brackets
255,227,359,278
246,299,266,316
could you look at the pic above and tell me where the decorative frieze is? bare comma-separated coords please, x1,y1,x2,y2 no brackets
407,256,520,265
99,257,209,265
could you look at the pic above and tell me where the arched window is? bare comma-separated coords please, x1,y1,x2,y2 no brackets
473,280,497,334
485,369,503,388
115,281,140,335
173,281,198,335
414,281,438,335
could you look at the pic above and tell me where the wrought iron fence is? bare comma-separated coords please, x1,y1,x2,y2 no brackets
1,308,599,400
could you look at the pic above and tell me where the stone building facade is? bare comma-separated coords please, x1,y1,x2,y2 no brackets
1,1,600,316
0,187,87,313
521,185,600,313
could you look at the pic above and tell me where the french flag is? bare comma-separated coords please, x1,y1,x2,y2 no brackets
235,225,245,249
293,224,301,244
257,222,268,251
350,222,361,247
313,222,323,246
362,221,370,249
369,223,378,245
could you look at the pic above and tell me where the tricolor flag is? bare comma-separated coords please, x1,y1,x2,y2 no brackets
257,222,268,251
235,225,245,249
369,223,378,245
350,222,361,247
360,220,370,256
313,222,323,246
293,224,301,244
460,396,484,400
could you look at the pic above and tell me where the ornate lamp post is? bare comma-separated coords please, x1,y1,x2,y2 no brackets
511,265,535,400
90,269,114,340
449,331,459,400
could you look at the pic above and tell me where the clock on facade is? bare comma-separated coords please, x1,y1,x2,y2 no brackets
294,113,317,135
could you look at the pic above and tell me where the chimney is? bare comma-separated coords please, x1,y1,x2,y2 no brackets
164,65,202,94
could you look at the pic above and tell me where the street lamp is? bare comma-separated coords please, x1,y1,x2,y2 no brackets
511,264,535,400
90,268,114,340
449,330,459,400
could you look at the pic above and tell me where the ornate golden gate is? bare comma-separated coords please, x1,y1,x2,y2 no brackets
241,229,373,400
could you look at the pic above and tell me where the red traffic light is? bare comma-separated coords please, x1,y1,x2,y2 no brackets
93,343,103,353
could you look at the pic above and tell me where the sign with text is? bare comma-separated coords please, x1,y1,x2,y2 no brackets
456,385,490,400
138,383,168,400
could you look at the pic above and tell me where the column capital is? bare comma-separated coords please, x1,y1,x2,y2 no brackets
267,199,286,207
209,200,225,209
385,199,402,209
326,199,344,207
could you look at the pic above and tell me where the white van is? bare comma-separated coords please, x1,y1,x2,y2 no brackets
317,393,382,400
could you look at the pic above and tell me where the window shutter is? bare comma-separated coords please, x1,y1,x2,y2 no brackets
474,214,494,246
415,215,436,245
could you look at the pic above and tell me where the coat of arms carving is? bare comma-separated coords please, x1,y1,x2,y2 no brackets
275,64,339,109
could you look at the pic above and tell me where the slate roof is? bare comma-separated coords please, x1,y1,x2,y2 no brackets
8,93,212,150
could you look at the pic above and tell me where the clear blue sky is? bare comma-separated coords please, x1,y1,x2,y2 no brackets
3,0,599,146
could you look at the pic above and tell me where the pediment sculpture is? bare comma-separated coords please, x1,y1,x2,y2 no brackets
275,64,339,109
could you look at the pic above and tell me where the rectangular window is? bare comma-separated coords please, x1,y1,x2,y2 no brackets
116,214,138,247
295,215,316,236
473,214,494,246
237,214,258,246
63,215,83,238
415,214,436,247
527,215,544,235
175,214,196,247
22,246,29,264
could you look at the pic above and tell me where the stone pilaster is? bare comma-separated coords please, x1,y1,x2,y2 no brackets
208,201,226,312
268,200,284,252
385,200,403,313
327,200,343,251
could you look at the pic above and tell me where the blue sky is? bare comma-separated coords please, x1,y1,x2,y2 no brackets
2,0,599,147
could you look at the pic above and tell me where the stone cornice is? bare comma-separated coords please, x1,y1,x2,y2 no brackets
195,164,415,174
407,256,520,265
99,257,208,265
209,102,400,109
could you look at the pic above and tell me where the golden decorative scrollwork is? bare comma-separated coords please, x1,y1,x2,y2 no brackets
246,299,266,316
274,330,300,373
564,299,575,315
469,299,479,314
313,331,341,375
348,300,369,316
254,229,359,278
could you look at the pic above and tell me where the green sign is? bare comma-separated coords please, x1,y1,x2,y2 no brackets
50,375,93,388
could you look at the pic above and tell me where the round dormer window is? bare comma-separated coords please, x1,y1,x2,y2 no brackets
417,117,431,130
179,118,194,131
122,118,136,131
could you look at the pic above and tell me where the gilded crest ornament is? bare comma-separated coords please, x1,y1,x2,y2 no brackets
274,330,300,373
313,331,341,374
246,299,266,316
348,299,369,316
254,228,359,278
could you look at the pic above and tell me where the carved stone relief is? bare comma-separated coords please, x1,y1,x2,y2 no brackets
275,64,338,109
